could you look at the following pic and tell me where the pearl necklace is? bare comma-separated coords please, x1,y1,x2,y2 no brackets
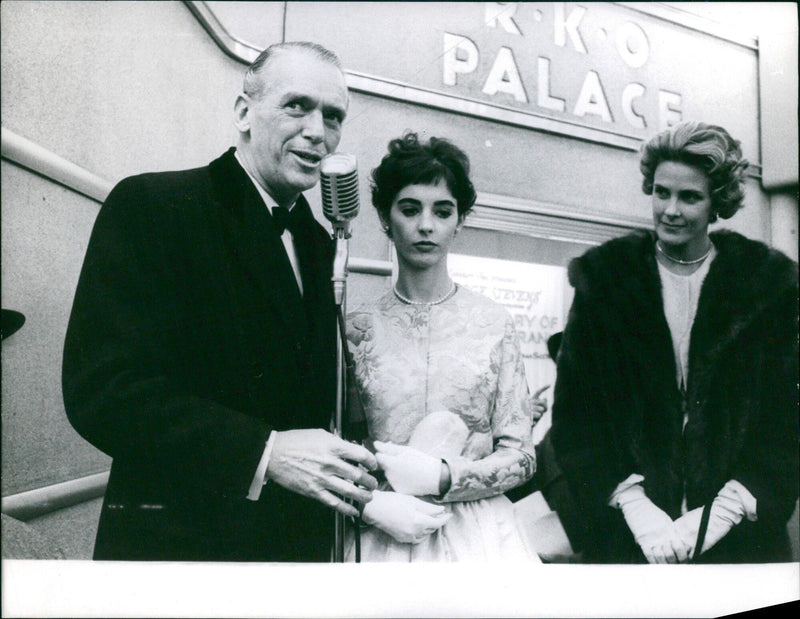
656,241,712,265
393,281,457,306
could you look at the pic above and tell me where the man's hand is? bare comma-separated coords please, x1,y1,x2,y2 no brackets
267,429,378,517
361,490,452,544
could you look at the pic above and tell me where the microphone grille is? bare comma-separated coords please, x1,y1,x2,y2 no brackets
320,153,359,222
320,153,357,176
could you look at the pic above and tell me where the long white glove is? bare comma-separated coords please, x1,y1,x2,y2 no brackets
374,440,443,496
360,490,452,544
673,480,757,558
613,483,690,564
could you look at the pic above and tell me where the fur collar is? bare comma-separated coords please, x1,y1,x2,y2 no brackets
570,230,797,357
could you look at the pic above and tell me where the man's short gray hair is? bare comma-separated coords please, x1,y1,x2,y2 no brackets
243,41,343,99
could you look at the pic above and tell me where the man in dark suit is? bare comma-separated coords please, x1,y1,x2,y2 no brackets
62,41,378,561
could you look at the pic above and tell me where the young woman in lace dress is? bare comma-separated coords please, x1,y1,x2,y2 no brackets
345,132,540,561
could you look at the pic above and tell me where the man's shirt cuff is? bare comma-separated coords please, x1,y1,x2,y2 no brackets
246,431,277,501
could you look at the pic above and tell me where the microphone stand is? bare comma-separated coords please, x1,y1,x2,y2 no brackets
321,152,362,563
331,225,356,563
335,304,365,563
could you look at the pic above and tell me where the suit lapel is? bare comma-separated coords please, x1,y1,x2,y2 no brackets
290,195,333,309
208,149,305,333
291,196,337,418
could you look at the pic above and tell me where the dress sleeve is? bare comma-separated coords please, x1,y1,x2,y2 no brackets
62,177,270,499
438,315,536,502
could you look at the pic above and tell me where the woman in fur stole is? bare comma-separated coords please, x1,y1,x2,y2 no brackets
550,121,798,564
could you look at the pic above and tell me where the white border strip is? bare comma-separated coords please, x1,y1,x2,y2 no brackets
3,561,799,617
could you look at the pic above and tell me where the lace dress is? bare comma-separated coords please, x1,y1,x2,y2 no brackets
345,285,540,561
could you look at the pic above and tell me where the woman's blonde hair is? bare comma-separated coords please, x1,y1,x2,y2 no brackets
640,121,749,222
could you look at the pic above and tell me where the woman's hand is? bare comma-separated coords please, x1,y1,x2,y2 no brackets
531,385,550,423
615,484,690,564
640,527,692,564
673,480,754,558
374,441,444,496
360,490,451,544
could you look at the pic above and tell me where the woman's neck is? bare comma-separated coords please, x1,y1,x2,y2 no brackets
394,264,453,303
659,234,712,261
656,239,715,275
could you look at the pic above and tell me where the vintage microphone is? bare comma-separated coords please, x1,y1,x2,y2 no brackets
320,153,362,562
320,153,359,306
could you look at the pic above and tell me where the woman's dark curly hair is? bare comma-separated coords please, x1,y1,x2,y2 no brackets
640,121,749,222
371,131,476,228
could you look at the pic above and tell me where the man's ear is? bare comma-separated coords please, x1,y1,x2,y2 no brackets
233,94,251,133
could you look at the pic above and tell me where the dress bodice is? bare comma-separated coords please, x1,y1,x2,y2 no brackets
347,285,535,503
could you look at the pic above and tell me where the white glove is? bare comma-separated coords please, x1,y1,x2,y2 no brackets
408,410,469,459
614,483,690,564
360,490,452,544
673,480,756,558
374,440,443,496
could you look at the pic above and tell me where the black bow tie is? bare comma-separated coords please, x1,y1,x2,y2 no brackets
271,206,302,236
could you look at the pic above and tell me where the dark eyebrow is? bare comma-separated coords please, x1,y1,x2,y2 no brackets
282,92,313,104
323,103,346,121
396,198,421,206
433,200,456,207
280,93,345,119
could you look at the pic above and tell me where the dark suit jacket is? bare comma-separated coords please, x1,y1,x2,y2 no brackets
63,148,337,561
